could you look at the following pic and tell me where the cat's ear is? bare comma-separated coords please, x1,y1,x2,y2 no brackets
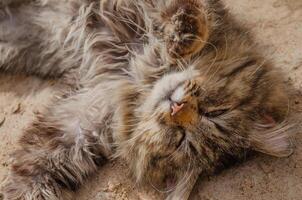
249,114,296,157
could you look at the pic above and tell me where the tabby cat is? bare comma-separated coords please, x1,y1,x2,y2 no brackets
0,0,296,199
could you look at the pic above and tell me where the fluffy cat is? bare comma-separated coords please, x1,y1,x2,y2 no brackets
0,0,297,199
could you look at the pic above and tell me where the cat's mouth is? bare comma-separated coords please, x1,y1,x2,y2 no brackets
175,127,186,149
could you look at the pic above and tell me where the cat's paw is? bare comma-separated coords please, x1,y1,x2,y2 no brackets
157,1,209,60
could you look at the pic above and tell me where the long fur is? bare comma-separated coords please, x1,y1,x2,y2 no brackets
0,0,298,200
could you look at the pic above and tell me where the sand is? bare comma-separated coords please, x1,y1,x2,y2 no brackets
0,0,302,199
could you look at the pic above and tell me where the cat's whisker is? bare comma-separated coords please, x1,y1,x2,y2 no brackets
176,58,189,72
1,1,297,199
187,35,219,86
102,4,148,35
166,139,187,161
170,152,195,196
197,34,229,87
116,16,147,36
100,9,148,36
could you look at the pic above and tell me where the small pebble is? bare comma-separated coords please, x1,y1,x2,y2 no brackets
0,115,5,127
12,103,22,114
107,182,115,192
96,192,112,199
49,80,56,86
293,66,299,70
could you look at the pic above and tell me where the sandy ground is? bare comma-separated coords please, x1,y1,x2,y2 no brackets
0,0,302,199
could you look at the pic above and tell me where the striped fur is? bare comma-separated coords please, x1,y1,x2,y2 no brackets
0,0,297,199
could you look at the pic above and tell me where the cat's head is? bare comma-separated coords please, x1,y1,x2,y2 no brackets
116,59,294,192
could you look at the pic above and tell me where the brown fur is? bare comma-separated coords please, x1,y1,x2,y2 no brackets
0,0,298,200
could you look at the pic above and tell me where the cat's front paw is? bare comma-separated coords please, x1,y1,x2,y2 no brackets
161,1,209,60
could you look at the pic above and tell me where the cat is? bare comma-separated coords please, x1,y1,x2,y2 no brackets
0,0,297,200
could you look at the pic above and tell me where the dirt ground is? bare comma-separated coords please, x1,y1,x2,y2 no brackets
0,0,302,199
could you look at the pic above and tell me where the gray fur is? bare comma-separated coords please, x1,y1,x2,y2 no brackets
0,0,297,200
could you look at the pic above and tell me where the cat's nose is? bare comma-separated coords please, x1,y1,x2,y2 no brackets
171,102,185,116
164,99,198,128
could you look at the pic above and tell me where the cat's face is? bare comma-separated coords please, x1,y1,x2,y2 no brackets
121,61,293,190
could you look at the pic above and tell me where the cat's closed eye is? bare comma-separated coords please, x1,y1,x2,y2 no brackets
204,109,230,118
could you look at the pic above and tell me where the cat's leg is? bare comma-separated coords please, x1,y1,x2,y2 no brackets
1,86,114,200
